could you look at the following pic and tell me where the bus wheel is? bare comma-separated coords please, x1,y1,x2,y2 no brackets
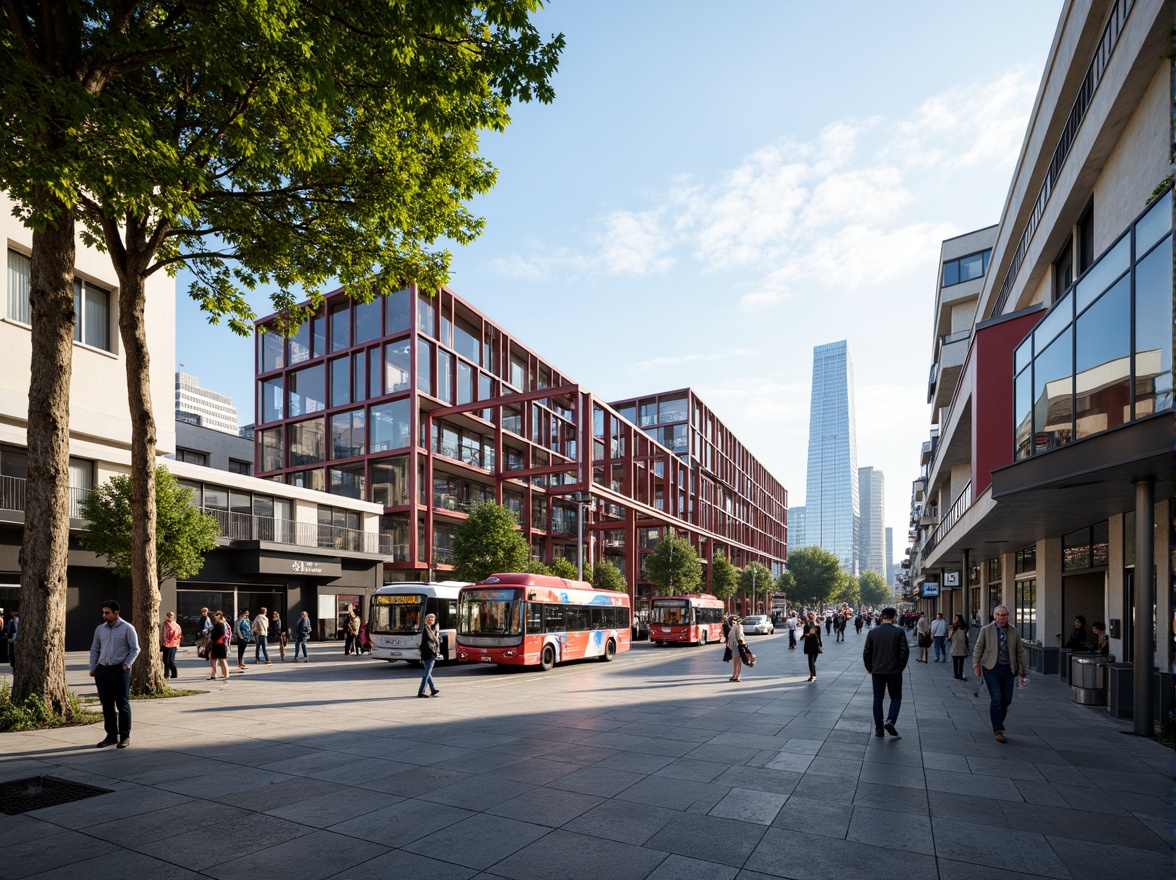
540,644,556,671
601,638,616,662
699,631,708,647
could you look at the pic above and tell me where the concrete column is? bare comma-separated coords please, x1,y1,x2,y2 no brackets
1134,478,1155,736
1039,537,1063,646
962,548,971,624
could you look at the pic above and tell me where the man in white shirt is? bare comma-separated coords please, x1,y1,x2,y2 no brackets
930,612,949,662
253,607,271,664
785,613,798,649
89,600,140,749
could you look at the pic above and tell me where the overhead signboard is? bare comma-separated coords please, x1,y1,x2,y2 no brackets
943,571,960,587
921,582,940,597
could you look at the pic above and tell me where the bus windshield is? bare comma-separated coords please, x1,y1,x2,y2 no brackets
369,593,425,634
459,588,524,636
651,600,690,625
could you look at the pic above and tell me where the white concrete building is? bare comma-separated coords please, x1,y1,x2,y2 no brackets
175,371,239,435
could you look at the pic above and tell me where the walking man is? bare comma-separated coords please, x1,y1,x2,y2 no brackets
973,605,1028,743
417,613,441,697
293,611,312,661
253,607,271,664
786,612,798,649
89,600,140,749
863,607,909,738
931,611,948,662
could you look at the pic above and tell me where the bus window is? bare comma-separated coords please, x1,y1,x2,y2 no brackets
543,604,565,632
591,607,604,630
525,602,542,633
565,606,589,632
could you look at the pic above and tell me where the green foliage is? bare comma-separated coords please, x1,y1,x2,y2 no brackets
0,1,566,333
833,571,860,608
858,570,892,608
740,561,773,606
79,467,219,583
591,560,628,592
776,570,796,598
548,557,579,580
451,502,530,582
644,534,702,596
0,681,100,732
710,553,740,602
786,546,843,609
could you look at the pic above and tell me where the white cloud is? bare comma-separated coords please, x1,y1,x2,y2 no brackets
632,347,754,371
490,67,1038,300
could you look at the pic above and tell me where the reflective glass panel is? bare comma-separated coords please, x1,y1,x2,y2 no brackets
1074,276,1130,440
353,297,382,345
384,341,412,393
385,288,411,335
1032,327,1072,454
329,299,350,352
289,320,311,365
288,364,325,417
417,292,436,337
437,351,453,403
329,357,350,407
1134,189,1172,255
260,329,283,373
370,399,411,452
370,457,409,507
260,377,283,423
1133,238,1174,416
289,418,326,466
457,361,474,405
330,410,365,459
1033,290,1072,351
329,462,365,500
1075,236,1129,314
417,339,433,396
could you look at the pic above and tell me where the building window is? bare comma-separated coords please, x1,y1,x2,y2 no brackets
289,418,326,466
329,356,350,408
384,342,411,394
1014,547,1035,575
942,249,992,287
417,339,433,397
353,297,382,345
371,457,408,507
7,250,30,324
259,427,283,472
74,278,111,351
330,409,365,459
1014,578,1036,642
288,363,326,416
175,448,208,466
385,287,411,336
228,459,252,476
259,377,283,424
259,327,284,372
327,463,365,500
370,399,411,453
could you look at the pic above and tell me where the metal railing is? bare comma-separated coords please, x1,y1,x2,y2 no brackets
924,481,972,556
1,475,91,519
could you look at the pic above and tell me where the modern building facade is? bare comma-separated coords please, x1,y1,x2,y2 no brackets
253,286,789,617
788,506,806,550
803,340,859,574
858,466,885,577
906,0,1173,731
0,193,384,649
885,526,896,588
175,371,240,435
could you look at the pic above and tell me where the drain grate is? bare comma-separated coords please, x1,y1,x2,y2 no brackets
0,776,112,815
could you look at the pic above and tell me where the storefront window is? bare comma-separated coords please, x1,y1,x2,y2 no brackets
1015,578,1037,642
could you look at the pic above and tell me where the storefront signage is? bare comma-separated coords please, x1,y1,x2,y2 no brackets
943,571,960,587
233,551,342,578
922,582,940,597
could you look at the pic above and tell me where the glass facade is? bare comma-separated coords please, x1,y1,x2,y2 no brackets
1014,189,1173,459
803,340,859,574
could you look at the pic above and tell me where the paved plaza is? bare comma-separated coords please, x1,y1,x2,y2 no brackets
1,628,1172,880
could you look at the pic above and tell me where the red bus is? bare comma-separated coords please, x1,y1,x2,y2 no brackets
455,573,632,671
649,594,726,646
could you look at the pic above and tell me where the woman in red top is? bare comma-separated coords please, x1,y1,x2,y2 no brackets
162,611,182,680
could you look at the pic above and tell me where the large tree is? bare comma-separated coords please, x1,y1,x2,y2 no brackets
591,560,627,593
786,546,842,610
80,467,219,586
1,1,562,703
709,553,739,603
739,561,773,614
452,502,530,583
644,534,702,596
858,570,892,609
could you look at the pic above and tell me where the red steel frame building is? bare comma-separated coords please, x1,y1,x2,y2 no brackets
254,284,788,614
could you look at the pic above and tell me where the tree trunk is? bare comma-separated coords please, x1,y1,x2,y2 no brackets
116,225,163,696
14,194,76,714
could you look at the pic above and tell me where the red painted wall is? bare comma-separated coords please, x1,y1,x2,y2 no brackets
971,311,1043,495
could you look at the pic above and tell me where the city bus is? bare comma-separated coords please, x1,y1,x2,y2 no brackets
367,581,468,663
649,594,726,646
455,573,631,671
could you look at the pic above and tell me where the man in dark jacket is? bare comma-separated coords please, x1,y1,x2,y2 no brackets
863,607,909,738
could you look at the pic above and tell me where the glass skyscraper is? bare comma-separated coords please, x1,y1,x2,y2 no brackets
858,466,885,576
804,340,859,574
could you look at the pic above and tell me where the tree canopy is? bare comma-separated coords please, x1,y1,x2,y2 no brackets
547,557,578,580
451,502,530,583
591,560,628,593
858,570,892,608
644,534,702,596
740,561,773,612
785,546,842,610
710,553,739,602
80,467,218,584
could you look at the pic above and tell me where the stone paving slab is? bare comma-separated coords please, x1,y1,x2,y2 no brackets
1,633,1172,879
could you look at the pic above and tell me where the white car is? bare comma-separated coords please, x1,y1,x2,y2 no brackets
742,615,774,635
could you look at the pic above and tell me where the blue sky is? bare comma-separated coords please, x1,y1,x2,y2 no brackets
175,1,1065,561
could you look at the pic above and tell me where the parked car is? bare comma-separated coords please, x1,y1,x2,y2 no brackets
742,615,774,635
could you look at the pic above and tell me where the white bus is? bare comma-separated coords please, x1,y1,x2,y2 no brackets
368,581,468,663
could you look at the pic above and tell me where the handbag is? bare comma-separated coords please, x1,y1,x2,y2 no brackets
738,643,755,667
722,645,732,662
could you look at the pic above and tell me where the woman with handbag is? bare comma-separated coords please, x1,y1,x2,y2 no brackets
208,611,231,683
801,611,823,681
726,615,747,682
916,613,931,663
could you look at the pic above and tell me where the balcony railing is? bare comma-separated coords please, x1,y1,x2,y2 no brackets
924,481,972,556
1,476,91,519
200,507,389,555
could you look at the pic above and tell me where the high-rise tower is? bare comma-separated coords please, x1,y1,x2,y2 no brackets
803,340,859,574
858,466,885,576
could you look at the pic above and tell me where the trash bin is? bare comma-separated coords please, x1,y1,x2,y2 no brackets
1071,656,1107,705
